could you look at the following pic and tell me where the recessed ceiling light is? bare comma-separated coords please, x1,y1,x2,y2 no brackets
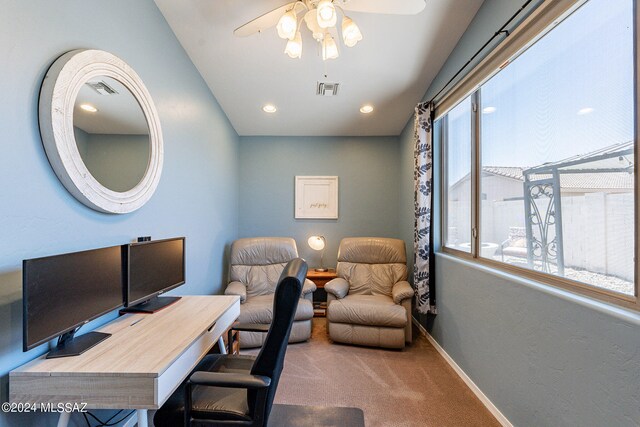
482,106,496,114
360,105,374,114
80,104,98,113
262,104,277,113
577,107,594,115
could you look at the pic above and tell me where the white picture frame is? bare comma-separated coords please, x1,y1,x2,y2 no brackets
295,176,339,219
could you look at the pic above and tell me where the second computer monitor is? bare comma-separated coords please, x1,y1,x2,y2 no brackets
124,237,185,313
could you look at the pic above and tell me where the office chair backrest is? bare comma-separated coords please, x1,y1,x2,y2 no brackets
248,258,307,424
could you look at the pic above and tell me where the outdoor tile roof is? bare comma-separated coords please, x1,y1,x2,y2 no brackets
482,167,633,190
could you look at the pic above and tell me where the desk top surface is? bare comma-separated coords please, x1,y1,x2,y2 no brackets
11,295,239,378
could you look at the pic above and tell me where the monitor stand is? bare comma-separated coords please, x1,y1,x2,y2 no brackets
120,296,182,314
47,330,111,359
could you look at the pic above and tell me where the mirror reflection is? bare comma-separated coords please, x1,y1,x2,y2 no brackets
73,77,150,192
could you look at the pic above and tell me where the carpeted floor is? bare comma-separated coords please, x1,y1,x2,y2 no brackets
254,318,500,427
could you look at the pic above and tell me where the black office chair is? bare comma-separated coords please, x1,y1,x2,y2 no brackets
154,258,308,427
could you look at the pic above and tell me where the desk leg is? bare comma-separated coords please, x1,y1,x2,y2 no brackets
218,336,227,354
137,409,149,427
57,411,71,427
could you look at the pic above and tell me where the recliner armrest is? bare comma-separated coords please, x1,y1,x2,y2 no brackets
392,281,414,304
302,279,317,296
224,281,247,303
325,278,349,299
189,371,271,389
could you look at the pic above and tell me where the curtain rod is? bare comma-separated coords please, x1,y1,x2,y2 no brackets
427,0,535,106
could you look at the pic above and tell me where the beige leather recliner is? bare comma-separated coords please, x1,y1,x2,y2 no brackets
325,237,413,349
224,237,316,348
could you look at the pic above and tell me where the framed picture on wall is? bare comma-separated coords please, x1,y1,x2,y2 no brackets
295,176,339,219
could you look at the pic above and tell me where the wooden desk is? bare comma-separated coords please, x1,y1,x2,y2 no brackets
306,269,337,317
10,295,240,427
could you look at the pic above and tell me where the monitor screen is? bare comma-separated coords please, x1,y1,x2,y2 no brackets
23,245,124,351
126,238,185,306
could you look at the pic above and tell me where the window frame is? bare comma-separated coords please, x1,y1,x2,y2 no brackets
438,0,640,311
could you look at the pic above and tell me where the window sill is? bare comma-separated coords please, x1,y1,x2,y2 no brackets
436,251,640,325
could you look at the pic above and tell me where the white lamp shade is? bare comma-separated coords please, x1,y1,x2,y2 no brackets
322,33,339,60
276,10,298,40
316,0,337,29
284,32,303,58
308,236,326,251
342,16,363,47
304,9,325,41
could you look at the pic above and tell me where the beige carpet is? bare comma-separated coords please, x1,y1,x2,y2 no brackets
250,318,500,427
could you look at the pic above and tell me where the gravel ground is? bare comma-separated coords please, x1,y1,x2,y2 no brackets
496,256,634,296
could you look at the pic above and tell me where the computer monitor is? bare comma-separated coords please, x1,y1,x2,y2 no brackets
123,237,185,313
23,245,124,359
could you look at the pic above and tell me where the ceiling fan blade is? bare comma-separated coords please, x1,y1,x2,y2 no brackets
339,0,426,15
234,2,296,37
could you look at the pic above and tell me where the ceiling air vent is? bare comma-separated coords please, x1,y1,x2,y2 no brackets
85,80,119,95
316,82,339,96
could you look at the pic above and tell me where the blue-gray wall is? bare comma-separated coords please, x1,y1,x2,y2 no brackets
399,0,640,425
0,1,239,425
238,136,401,267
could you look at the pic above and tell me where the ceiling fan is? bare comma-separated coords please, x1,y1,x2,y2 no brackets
234,0,426,60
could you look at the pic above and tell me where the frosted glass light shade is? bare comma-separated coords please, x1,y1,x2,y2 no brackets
308,236,326,251
284,32,303,58
277,10,298,40
342,17,363,47
316,0,337,29
322,34,339,60
304,9,324,41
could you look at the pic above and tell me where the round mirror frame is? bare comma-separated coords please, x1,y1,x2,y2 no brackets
39,49,163,214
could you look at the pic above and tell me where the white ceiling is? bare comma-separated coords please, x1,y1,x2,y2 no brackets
74,77,149,135
154,0,483,136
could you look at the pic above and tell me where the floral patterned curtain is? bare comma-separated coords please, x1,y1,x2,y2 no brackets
413,101,436,314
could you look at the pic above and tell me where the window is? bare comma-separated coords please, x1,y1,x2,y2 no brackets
443,96,473,253
440,0,638,307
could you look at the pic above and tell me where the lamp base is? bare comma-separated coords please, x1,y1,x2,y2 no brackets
314,268,329,272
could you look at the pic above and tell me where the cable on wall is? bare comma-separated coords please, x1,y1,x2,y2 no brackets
427,0,535,106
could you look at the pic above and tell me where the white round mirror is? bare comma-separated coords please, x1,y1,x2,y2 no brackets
39,49,163,214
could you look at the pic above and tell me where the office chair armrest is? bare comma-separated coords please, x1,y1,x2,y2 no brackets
325,278,349,299
224,281,247,303
302,279,317,296
189,372,271,389
392,281,414,304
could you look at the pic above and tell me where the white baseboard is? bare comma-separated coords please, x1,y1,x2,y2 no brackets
412,317,513,427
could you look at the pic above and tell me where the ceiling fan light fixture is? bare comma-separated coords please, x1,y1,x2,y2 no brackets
341,16,362,47
317,0,337,29
276,9,298,40
322,33,339,60
285,31,303,58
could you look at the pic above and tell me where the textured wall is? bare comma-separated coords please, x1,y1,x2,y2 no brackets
238,136,401,268
0,1,238,425
398,0,640,425
434,254,640,426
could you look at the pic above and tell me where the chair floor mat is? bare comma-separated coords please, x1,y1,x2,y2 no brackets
268,404,365,427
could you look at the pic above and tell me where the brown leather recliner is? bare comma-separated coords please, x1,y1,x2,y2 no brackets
325,237,413,349
224,237,316,348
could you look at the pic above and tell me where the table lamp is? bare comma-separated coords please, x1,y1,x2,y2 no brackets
307,235,327,272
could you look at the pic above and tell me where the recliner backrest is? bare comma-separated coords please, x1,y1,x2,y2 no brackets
248,258,307,425
229,237,299,297
336,237,407,297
